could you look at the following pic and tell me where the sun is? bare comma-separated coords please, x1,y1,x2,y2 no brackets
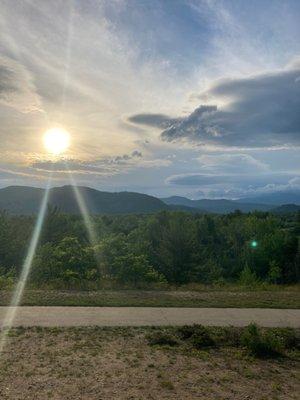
43,127,70,155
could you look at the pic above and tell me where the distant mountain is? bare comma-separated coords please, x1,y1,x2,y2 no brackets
161,196,272,213
271,204,300,214
0,186,169,215
2,186,299,216
160,196,204,209
238,191,300,205
0,186,45,215
167,204,207,213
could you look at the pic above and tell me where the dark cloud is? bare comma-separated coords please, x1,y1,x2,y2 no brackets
112,150,142,163
131,150,143,158
161,66,300,147
128,113,179,129
130,65,300,148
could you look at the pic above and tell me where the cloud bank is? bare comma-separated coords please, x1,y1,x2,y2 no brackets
130,63,300,149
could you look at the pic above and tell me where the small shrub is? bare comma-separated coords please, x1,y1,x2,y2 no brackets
147,331,179,347
239,264,259,286
221,326,242,347
0,273,15,289
177,325,215,348
241,323,283,358
177,325,198,340
275,328,300,350
191,327,215,349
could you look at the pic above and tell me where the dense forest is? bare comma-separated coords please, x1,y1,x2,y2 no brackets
0,209,299,289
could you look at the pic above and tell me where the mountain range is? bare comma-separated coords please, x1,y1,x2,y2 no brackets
0,186,299,215
160,196,273,214
161,193,300,213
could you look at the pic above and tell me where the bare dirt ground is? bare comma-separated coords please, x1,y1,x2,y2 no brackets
0,327,299,400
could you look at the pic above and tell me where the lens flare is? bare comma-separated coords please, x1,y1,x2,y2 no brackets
43,127,70,155
67,169,99,248
0,176,52,353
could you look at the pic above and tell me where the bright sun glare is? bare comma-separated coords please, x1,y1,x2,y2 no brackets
43,127,70,155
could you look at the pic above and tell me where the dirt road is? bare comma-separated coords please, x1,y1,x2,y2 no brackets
0,306,299,327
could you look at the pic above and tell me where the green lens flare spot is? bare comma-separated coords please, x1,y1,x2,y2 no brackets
251,240,258,248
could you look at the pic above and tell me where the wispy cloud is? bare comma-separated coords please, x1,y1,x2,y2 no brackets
0,56,42,113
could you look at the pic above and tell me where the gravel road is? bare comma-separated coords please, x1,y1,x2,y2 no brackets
0,306,299,327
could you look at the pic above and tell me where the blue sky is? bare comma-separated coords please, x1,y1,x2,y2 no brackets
0,0,299,198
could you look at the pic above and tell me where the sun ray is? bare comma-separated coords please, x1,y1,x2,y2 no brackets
66,166,99,248
0,173,53,353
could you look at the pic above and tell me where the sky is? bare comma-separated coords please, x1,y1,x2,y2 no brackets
0,0,299,199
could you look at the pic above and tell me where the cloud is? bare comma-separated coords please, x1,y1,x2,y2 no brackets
0,65,17,94
166,172,297,187
196,153,269,174
127,113,178,129
112,150,143,164
30,149,173,179
196,178,300,199
31,160,112,175
161,64,300,148
0,56,41,113
31,150,144,175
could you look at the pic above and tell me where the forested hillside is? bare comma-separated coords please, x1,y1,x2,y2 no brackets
0,186,168,215
0,209,299,288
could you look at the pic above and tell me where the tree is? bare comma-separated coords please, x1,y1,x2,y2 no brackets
193,260,223,284
239,263,258,286
267,260,281,284
112,254,165,286
32,237,97,286
156,213,198,284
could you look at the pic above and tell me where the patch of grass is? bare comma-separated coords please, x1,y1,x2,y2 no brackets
241,323,284,358
147,331,180,347
158,325,300,358
191,329,215,349
177,325,199,340
177,325,215,349
0,286,299,308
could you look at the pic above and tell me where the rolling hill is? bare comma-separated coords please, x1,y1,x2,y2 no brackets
160,196,273,213
271,204,300,213
0,186,169,215
238,191,300,205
